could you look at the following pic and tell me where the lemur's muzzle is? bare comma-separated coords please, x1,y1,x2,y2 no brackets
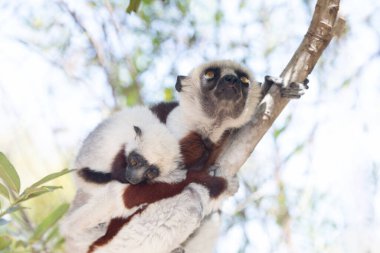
215,75,241,100
125,167,145,185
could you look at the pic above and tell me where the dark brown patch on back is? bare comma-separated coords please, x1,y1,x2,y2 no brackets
87,207,146,253
149,101,179,124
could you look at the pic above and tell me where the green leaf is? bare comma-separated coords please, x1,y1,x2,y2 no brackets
0,152,21,193
45,226,59,243
28,169,73,189
52,237,65,251
30,203,69,242
17,186,62,204
0,183,9,200
0,236,12,250
126,0,141,13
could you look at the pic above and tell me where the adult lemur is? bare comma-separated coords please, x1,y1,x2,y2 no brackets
94,60,308,253
81,60,261,253
64,60,307,253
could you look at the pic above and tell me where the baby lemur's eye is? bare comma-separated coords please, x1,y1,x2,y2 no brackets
240,76,250,86
145,166,159,180
129,158,137,166
204,70,215,80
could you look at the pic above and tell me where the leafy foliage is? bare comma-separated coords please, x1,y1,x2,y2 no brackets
0,152,73,253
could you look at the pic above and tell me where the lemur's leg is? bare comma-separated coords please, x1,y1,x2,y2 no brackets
92,184,209,253
181,212,221,253
61,183,137,238
262,75,309,99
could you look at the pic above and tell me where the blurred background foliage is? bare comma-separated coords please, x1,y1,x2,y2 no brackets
0,0,379,252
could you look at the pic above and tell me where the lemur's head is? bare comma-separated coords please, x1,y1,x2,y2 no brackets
121,124,184,185
175,60,261,143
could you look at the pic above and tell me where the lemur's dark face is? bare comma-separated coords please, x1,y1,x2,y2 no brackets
125,151,160,184
198,66,251,119
175,61,254,122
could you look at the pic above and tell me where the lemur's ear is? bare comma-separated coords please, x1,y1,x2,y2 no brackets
133,126,142,138
175,75,187,92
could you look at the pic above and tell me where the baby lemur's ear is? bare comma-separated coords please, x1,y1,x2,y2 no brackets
175,75,187,92
133,126,142,138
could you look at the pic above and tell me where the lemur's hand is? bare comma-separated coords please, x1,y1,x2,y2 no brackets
262,75,309,99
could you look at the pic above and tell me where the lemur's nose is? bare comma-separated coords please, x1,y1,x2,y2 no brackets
223,75,238,84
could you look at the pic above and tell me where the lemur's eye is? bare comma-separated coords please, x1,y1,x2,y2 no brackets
145,166,159,180
204,70,215,80
130,158,137,166
240,76,250,86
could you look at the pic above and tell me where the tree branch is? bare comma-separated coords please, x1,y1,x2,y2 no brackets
218,0,344,177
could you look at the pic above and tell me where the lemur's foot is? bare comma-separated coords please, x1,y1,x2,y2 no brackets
171,247,185,253
263,75,309,99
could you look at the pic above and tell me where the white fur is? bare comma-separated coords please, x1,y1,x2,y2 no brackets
168,60,261,143
63,60,256,253
61,182,138,253
92,183,209,253
75,106,184,188
166,60,257,252
61,106,186,253
90,177,236,253
182,212,222,253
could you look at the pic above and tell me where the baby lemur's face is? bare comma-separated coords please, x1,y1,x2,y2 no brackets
125,151,160,184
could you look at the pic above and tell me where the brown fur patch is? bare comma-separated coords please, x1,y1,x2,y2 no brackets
123,171,227,209
149,102,179,123
87,207,146,253
180,132,210,171
201,130,230,170
123,131,231,208
180,131,230,171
